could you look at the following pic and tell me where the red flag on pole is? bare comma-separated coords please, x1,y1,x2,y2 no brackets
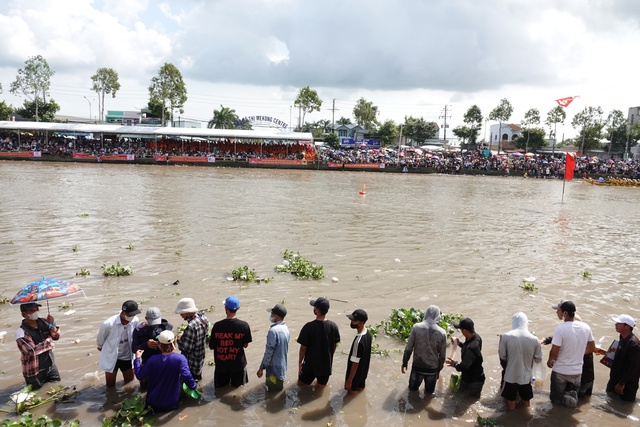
555,96,579,108
564,152,575,180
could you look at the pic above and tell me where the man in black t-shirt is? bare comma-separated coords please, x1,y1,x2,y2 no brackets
209,296,252,388
345,309,372,394
297,297,340,387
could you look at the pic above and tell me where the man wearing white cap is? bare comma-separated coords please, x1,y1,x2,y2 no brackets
175,297,209,381
605,314,640,401
134,330,198,412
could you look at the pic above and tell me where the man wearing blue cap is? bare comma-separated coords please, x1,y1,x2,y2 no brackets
209,296,252,388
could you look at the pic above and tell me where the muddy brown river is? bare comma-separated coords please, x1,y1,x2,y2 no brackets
1,161,639,426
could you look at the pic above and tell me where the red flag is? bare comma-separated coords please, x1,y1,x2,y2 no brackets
555,96,579,108
564,152,575,180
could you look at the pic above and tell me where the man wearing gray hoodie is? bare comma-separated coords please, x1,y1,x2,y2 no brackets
499,312,543,410
401,305,447,394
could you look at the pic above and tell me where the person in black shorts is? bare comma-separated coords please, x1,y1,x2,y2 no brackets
297,297,340,387
344,309,372,394
209,296,252,388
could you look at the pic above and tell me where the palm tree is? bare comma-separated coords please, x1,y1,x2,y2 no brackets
208,105,239,129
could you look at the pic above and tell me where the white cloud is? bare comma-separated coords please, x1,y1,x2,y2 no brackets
0,0,638,138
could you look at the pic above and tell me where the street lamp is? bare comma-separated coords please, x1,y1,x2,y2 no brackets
83,96,92,123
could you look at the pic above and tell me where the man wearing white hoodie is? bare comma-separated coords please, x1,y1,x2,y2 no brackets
499,312,543,410
401,305,447,394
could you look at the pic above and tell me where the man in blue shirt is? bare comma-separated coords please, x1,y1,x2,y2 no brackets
257,303,290,392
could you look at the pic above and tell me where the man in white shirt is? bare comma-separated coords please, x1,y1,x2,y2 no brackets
546,301,596,407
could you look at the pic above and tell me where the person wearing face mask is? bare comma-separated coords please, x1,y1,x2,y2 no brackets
257,303,290,392
16,302,61,390
344,309,372,395
96,300,140,387
297,297,341,388
175,297,210,382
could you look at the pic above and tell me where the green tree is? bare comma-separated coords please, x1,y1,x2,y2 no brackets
462,105,483,147
403,116,438,144
521,108,541,153
15,98,60,122
375,119,399,146
148,63,187,126
146,97,169,120
207,105,239,129
515,128,547,151
336,117,352,125
452,125,473,146
0,101,13,120
10,55,55,122
353,98,379,141
545,105,567,151
91,67,120,123
605,109,627,155
488,98,513,154
572,106,604,153
324,132,340,149
294,86,322,129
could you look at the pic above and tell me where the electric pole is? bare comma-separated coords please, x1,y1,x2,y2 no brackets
327,99,339,133
439,105,451,144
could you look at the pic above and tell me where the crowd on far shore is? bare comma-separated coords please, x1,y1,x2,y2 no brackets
2,133,640,178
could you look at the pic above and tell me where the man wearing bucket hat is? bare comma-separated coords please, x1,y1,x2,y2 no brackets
15,302,61,389
134,330,199,412
297,297,341,388
175,297,209,381
96,300,140,387
257,303,290,392
603,314,640,401
209,296,252,388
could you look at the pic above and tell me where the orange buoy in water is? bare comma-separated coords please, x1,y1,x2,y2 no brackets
359,183,366,195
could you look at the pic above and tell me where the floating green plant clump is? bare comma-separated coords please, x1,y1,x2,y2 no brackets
583,271,592,279
230,266,272,283
76,269,90,277
520,279,538,293
477,414,497,427
100,394,154,427
274,250,324,280
102,262,132,277
79,213,89,217
373,308,462,342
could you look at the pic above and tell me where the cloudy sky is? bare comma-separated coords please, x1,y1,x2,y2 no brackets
0,0,638,139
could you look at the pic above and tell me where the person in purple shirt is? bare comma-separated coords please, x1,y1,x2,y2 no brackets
134,330,198,413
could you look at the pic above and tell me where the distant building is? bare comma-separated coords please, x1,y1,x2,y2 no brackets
334,124,367,140
105,110,142,126
489,123,522,151
629,107,640,126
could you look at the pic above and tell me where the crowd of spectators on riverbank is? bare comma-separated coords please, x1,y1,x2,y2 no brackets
2,133,640,178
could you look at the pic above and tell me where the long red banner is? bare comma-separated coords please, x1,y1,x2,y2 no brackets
248,159,305,165
327,162,385,169
0,151,42,157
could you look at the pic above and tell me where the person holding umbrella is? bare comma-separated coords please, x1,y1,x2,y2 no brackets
15,302,61,389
